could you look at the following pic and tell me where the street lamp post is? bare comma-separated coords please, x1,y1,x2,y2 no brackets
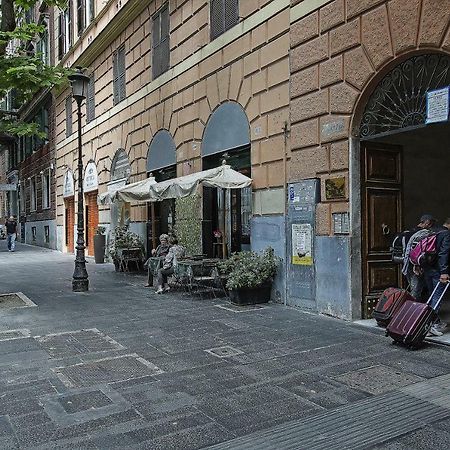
68,67,90,292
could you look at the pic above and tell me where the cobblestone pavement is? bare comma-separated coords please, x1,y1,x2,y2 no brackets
0,242,449,449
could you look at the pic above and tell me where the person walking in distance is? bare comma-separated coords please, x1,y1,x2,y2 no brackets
5,216,18,252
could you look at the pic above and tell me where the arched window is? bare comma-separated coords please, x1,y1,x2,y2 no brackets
110,149,131,182
147,130,176,173
360,53,450,139
202,101,250,157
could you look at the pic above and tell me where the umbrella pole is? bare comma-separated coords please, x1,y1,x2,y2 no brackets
151,202,156,250
222,188,227,259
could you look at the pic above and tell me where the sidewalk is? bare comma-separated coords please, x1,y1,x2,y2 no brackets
0,242,449,449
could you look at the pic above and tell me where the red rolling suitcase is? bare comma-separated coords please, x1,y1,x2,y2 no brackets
386,281,449,348
372,288,415,327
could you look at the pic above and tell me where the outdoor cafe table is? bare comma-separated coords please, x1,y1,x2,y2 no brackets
175,258,223,292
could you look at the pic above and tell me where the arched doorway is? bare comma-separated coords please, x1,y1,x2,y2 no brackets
146,130,177,255
355,53,450,317
83,161,99,256
109,149,132,230
201,101,251,257
63,169,75,253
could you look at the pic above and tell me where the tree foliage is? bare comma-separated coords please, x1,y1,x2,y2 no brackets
0,0,71,137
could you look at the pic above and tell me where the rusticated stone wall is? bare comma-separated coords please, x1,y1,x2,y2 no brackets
290,0,450,236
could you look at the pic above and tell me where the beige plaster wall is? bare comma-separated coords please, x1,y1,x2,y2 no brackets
290,0,450,236
55,0,291,230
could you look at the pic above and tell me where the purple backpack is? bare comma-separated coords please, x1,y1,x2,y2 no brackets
409,232,442,267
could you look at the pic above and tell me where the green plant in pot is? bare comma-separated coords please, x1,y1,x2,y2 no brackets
218,247,279,305
108,226,144,271
93,226,106,264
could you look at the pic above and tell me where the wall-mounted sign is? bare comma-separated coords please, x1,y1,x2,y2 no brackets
321,119,345,137
63,170,74,197
83,161,98,193
325,177,346,200
426,87,449,124
292,223,313,266
333,212,350,235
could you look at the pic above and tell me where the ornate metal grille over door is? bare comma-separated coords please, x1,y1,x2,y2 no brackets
360,54,450,139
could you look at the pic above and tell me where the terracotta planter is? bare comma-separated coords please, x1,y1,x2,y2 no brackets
229,283,272,306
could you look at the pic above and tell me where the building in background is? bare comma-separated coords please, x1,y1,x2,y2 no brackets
15,3,57,248
0,2,57,248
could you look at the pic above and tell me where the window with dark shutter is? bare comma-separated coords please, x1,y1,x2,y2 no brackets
66,97,72,137
152,4,170,80
77,0,85,36
86,77,95,123
67,3,73,48
113,46,126,105
210,0,239,40
58,12,65,60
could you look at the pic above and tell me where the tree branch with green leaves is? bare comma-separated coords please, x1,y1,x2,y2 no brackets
0,0,71,137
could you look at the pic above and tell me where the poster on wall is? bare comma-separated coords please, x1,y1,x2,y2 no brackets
292,223,313,266
426,87,449,124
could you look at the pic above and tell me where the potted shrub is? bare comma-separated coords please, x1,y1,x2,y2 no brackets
218,247,279,305
108,226,144,271
93,226,106,264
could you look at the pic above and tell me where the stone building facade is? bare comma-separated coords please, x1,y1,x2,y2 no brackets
290,0,450,318
54,0,291,299
53,0,450,319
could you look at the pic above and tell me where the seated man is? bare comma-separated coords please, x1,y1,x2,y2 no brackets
145,234,170,287
155,236,186,294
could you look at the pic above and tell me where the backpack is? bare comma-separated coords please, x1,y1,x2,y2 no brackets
391,231,413,264
409,231,444,267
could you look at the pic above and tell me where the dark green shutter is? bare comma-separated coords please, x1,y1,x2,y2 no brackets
77,0,85,36
152,11,161,79
113,49,120,105
86,77,95,123
66,97,72,137
211,0,239,40
58,12,65,59
118,46,126,102
224,0,239,31
160,5,170,75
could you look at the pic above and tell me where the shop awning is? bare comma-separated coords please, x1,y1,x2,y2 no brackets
98,177,156,205
117,164,252,203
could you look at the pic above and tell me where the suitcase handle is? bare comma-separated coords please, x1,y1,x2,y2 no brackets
427,281,449,311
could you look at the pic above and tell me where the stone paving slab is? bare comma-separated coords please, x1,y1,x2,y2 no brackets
0,241,449,449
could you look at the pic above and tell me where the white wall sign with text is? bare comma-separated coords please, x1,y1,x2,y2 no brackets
63,170,74,197
83,161,98,193
426,87,449,124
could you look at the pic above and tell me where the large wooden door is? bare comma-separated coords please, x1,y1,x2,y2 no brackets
65,198,75,253
85,192,99,256
362,143,402,318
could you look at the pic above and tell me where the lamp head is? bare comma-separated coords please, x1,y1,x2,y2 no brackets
68,67,90,102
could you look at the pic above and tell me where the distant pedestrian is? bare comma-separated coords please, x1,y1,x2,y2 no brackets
5,216,18,252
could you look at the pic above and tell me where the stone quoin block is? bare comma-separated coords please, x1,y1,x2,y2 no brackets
362,5,393,69
330,19,360,56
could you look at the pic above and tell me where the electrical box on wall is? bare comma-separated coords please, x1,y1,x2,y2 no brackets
286,179,320,311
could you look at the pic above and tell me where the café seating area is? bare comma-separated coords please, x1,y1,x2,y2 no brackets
146,255,228,299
